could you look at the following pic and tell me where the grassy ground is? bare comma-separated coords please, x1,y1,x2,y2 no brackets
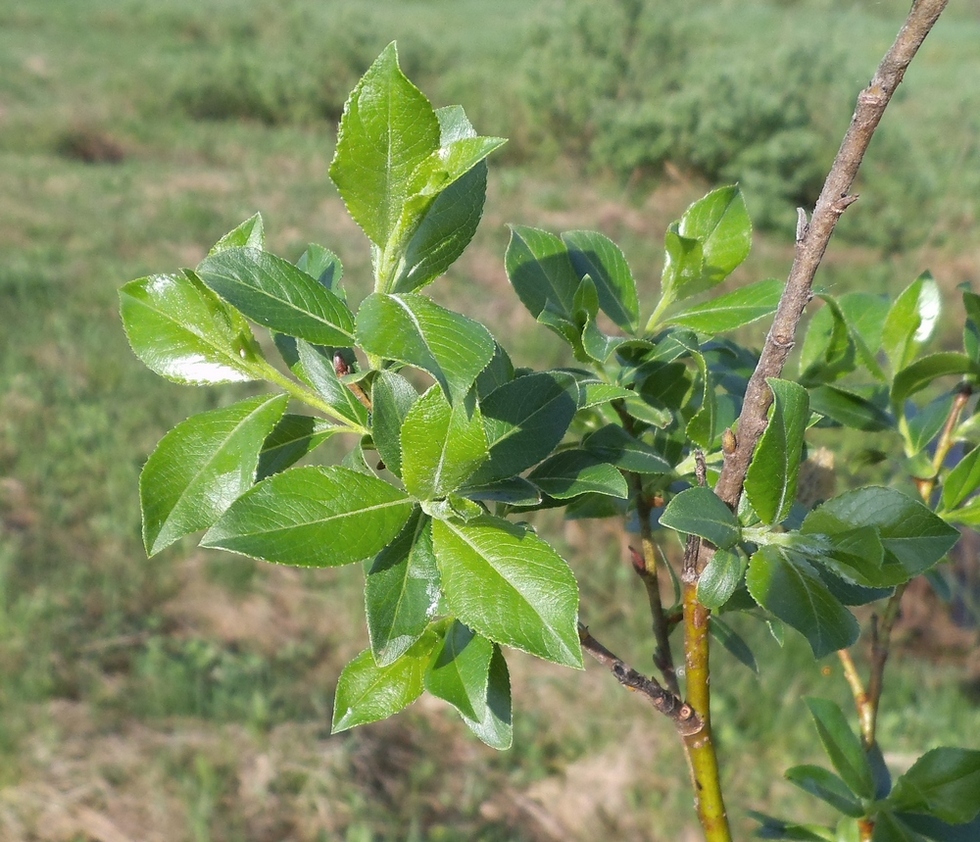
1,1,979,840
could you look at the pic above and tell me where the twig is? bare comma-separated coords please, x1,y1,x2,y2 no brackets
578,623,702,737
713,0,950,510
866,583,907,747
837,648,873,746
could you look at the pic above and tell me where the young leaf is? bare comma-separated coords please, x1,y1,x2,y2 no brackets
804,697,875,799
331,633,439,733
677,185,752,291
141,394,288,555
697,548,744,609
659,225,704,310
889,748,980,824
746,547,859,658
391,160,489,293
208,213,265,255
666,278,782,334
401,385,488,501
941,445,980,512
905,394,953,457
785,765,865,817
365,509,441,666
356,292,495,405
882,272,941,373
745,379,810,525
470,372,578,481
432,515,583,668
526,450,628,500
506,226,579,325
196,248,355,346
660,487,740,550
296,244,343,293
119,271,257,385
256,413,337,481
562,229,639,332
799,296,857,386
295,340,369,428
424,620,494,721
372,370,419,478
458,644,512,750
202,466,413,567
329,42,441,248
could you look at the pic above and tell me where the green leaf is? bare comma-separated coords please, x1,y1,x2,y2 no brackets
576,381,634,410
425,620,494,721
838,292,889,381
798,515,890,588
119,271,257,385
329,43,440,248
562,230,639,332
659,224,704,308
809,385,892,432
371,370,419,478
745,379,810,525
527,450,628,500
506,226,579,324
697,548,744,609
461,476,542,507
202,466,413,567
401,386,488,501
873,811,929,842
458,644,512,750
196,248,355,345
905,394,953,457
208,213,264,255
890,748,980,824
256,413,337,481
660,487,740,549
331,633,438,733
296,244,343,294
897,812,980,842
883,272,941,373
365,509,441,666
746,547,859,657
891,353,977,412
141,394,288,555
471,372,578,482
356,292,494,404
667,279,782,334
295,340,369,428
669,184,752,300
785,765,865,817
942,446,980,512
583,425,673,476
392,161,489,293
432,516,582,668
803,697,875,799
809,487,959,580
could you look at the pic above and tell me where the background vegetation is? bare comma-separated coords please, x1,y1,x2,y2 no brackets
1,0,978,839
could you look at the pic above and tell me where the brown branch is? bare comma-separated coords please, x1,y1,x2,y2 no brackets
578,623,702,737
713,0,950,510
866,582,907,746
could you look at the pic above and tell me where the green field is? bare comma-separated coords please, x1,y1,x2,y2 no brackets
2,0,979,839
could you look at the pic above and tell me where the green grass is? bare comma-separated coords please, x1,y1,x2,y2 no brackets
1,0,979,839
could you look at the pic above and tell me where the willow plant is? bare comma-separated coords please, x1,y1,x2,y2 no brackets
120,1,980,839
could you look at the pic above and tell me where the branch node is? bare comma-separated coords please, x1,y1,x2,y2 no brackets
796,208,809,241
831,193,860,214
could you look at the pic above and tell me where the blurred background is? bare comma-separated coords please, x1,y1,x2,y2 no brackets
1,0,979,839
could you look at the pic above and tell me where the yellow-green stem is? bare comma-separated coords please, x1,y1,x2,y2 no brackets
252,359,369,434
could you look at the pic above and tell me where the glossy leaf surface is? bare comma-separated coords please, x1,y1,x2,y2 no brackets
371,370,419,478
141,394,288,555
356,292,494,404
329,43,440,247
458,644,512,750
890,748,980,824
433,516,582,668
506,226,578,324
209,213,265,255
332,633,438,733
425,620,494,720
660,487,740,549
401,386,488,500
527,450,628,500
365,510,441,666
256,413,337,481
119,272,257,385
745,379,809,525
202,466,413,567
805,697,875,799
197,248,355,345
562,229,639,331
667,278,781,334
